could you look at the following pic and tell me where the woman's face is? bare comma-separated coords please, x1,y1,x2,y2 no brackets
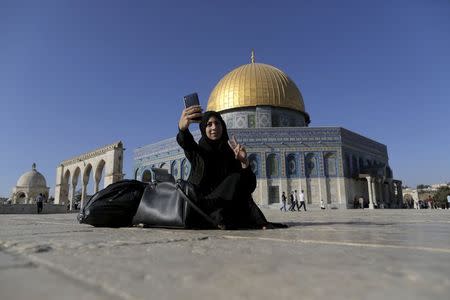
205,116,223,140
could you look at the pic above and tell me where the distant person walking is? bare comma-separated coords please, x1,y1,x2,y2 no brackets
280,192,287,212
36,193,44,214
427,196,434,209
320,199,326,210
298,190,307,211
353,196,358,209
294,190,300,211
288,192,296,211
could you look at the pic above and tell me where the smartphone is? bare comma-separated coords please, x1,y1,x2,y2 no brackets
183,92,201,121
183,93,200,108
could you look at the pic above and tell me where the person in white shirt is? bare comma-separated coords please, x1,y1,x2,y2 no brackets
298,190,307,211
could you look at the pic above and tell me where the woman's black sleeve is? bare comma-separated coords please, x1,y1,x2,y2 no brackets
176,129,198,160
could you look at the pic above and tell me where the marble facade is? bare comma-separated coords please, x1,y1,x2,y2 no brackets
134,127,402,209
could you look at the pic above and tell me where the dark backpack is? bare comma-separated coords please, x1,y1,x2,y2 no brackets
78,180,147,227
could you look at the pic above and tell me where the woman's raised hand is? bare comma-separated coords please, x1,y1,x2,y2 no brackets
231,143,249,168
179,105,202,131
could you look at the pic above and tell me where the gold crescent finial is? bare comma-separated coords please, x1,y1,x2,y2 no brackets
251,49,255,63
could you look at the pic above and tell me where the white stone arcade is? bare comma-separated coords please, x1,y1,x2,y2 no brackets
54,141,124,210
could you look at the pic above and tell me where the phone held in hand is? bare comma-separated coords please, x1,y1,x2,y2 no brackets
183,92,201,122
183,93,200,108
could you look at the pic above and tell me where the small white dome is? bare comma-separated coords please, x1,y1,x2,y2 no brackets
16,163,47,188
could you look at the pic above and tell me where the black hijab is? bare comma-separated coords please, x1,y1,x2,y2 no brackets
198,111,232,156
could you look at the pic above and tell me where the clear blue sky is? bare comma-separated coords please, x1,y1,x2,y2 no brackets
1,0,449,197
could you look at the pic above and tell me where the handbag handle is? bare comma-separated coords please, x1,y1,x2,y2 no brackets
176,184,219,228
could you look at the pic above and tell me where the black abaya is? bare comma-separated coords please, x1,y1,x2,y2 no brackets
176,111,275,229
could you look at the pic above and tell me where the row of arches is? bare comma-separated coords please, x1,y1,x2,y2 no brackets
136,151,339,182
59,160,106,209
343,154,392,178
139,159,191,182
13,191,49,204
270,152,337,178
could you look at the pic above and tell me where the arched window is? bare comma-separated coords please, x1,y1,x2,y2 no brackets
17,192,26,204
181,159,191,180
305,153,317,177
286,154,297,177
171,161,179,179
142,169,152,182
324,152,337,177
248,154,259,176
266,154,279,178
95,160,106,190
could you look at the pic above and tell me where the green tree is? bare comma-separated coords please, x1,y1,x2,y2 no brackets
417,184,431,189
433,186,450,208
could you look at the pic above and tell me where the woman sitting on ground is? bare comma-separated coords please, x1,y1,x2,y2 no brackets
177,105,286,229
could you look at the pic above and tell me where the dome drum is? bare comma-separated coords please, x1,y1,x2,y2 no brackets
221,106,310,129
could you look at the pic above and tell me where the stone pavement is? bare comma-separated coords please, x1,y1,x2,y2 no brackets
0,209,449,300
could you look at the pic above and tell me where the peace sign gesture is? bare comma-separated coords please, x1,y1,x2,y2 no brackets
228,135,249,168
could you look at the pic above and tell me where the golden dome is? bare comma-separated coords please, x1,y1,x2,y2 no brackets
207,59,305,113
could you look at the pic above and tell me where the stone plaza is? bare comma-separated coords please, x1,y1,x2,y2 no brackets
1,209,449,300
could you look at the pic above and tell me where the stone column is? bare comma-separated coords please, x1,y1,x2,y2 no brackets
69,185,76,211
337,177,346,209
366,176,374,209
81,184,87,209
94,181,100,194
371,178,377,208
54,165,64,204
377,178,383,208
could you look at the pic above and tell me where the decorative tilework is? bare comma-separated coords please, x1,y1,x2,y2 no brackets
324,152,337,177
134,126,390,182
266,153,280,178
305,152,318,177
259,113,270,127
171,161,179,178
248,114,256,128
285,153,299,178
236,115,246,128
248,153,260,176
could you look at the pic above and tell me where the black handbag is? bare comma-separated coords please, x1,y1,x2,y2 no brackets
132,179,217,229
